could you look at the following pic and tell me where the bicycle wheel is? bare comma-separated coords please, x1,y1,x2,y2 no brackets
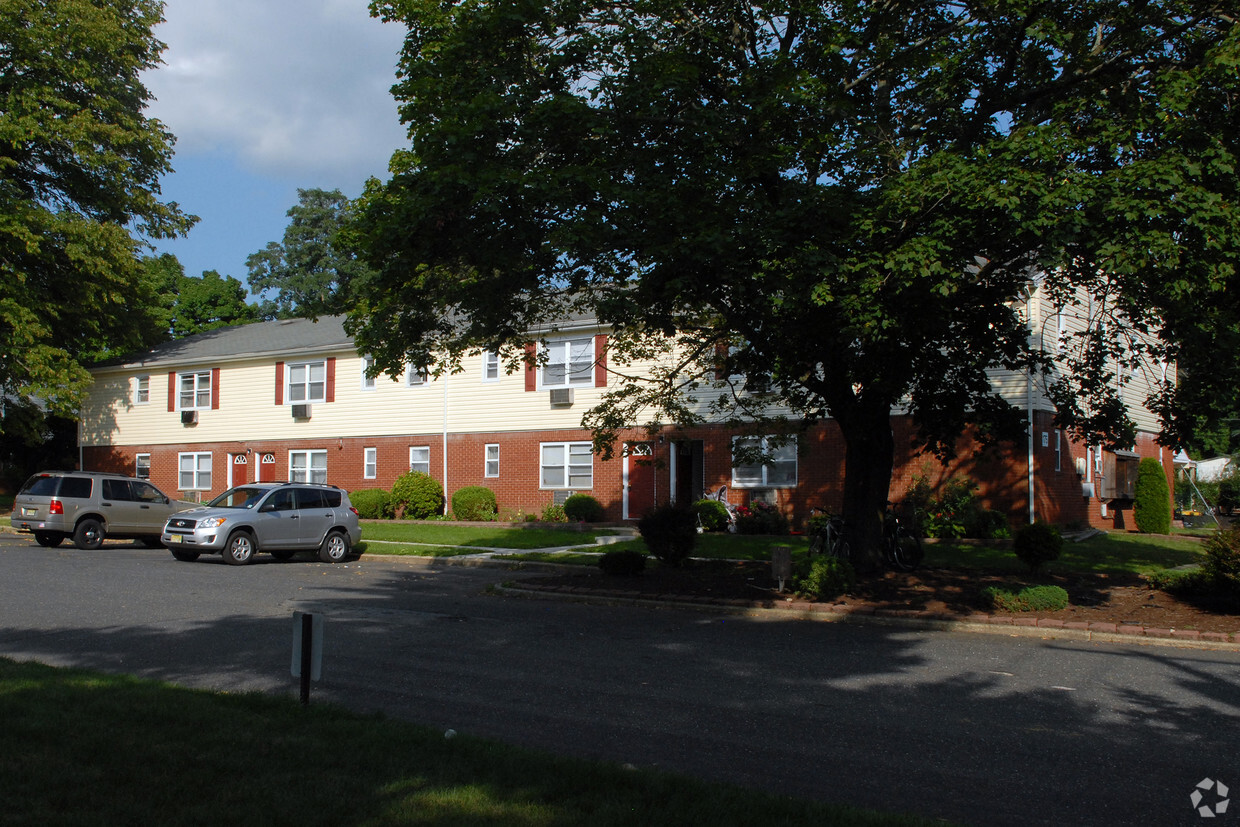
808,533,825,556
890,530,924,571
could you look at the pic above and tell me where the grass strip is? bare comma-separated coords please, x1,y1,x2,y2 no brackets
360,522,611,549
0,658,938,826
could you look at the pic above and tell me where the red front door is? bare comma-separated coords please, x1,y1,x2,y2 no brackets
624,442,656,519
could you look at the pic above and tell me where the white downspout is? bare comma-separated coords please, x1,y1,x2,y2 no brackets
442,374,449,515
1026,292,1036,524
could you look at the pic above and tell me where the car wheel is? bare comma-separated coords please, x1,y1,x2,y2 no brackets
270,550,296,562
318,530,351,563
73,518,105,550
223,531,256,565
170,548,200,562
33,531,65,548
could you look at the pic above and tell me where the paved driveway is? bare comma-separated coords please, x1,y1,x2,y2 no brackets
1,535,1237,826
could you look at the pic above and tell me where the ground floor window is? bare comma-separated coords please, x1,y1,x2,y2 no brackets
409,446,431,475
485,444,499,478
178,452,212,491
731,436,797,488
364,447,377,479
541,442,592,489
135,453,151,480
290,450,328,484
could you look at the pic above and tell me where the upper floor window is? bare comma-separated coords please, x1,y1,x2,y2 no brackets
406,365,429,387
541,337,594,389
133,375,150,405
482,351,500,382
361,356,377,391
178,371,212,410
288,360,327,403
731,436,797,488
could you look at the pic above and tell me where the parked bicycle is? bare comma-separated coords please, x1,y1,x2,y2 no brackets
881,500,924,572
807,507,850,561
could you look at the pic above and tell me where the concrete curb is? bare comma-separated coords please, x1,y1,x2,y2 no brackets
495,580,1240,652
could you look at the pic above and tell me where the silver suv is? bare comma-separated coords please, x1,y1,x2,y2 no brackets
11,471,196,550
162,482,362,565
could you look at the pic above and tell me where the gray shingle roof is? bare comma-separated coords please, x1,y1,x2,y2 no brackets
94,316,355,371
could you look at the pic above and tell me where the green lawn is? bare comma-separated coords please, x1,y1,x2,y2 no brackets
0,658,938,827
360,521,616,549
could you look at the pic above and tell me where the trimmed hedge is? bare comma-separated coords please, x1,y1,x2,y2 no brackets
1013,522,1063,572
563,493,605,523
391,471,444,519
982,584,1070,613
349,488,393,520
452,486,497,521
692,499,731,532
1133,458,1171,534
637,504,697,567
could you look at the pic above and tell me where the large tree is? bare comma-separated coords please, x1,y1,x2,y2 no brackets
246,187,375,319
0,0,195,427
350,0,1239,564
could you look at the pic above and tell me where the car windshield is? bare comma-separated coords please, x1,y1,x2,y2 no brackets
207,487,268,509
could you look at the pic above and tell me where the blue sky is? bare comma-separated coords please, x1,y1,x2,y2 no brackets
141,0,408,288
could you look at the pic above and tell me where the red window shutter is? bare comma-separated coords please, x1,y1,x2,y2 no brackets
325,357,336,403
524,343,537,391
594,334,608,387
275,362,284,405
211,368,220,410
714,343,728,381
167,371,176,411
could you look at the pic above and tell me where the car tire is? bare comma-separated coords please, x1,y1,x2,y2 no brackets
270,550,296,562
318,530,351,563
222,531,256,565
170,548,200,562
33,531,65,548
73,518,105,550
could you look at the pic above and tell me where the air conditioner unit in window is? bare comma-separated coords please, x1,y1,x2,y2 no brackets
549,388,574,407
291,403,312,419
180,410,198,425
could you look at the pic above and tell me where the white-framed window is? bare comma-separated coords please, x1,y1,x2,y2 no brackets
177,371,212,410
540,441,592,489
178,452,212,490
406,365,429,387
1054,430,1062,472
485,444,500,478
287,360,327,404
482,351,500,382
409,446,430,475
731,436,797,488
540,336,594,389
361,355,376,391
289,450,328,484
135,453,151,480
363,447,377,479
133,375,150,405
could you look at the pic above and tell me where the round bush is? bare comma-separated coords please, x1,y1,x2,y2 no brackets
391,471,445,519
692,499,731,532
563,493,605,523
734,501,789,535
451,486,497,521
637,504,698,567
598,549,647,576
348,488,392,520
796,557,857,601
1013,522,1063,572
1133,458,1171,534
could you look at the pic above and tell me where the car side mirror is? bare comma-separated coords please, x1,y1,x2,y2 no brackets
259,503,275,513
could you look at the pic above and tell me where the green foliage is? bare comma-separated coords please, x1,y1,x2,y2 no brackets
795,557,857,601
1202,527,1240,595
390,472,444,519
1216,474,1240,515
539,503,567,522
692,499,731,532
981,584,1070,613
637,504,698,568
169,270,261,338
348,489,393,520
1133,459,1172,535
562,493,605,523
906,475,1007,539
0,0,196,426
1013,523,1064,572
598,549,647,576
451,486,498,521
247,188,375,318
733,501,789,536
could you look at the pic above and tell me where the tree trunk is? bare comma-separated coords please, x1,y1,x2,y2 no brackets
837,408,896,575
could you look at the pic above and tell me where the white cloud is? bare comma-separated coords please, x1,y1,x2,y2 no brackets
143,0,407,186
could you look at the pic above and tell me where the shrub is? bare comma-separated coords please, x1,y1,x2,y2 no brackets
348,488,392,520
965,509,1011,540
391,471,445,519
539,502,567,522
1013,522,1063,572
1202,526,1240,595
1133,458,1171,534
733,501,789,535
563,493,605,523
795,557,856,601
1217,475,1240,515
598,549,648,576
637,504,698,567
692,499,731,532
451,486,497,521
981,584,1070,612
1147,567,1213,596
907,474,1004,539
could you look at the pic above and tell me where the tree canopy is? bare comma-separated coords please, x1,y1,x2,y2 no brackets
143,254,260,339
247,187,375,319
350,0,1239,563
0,0,195,426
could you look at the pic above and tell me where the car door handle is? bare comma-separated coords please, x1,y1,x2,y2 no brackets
102,502,112,507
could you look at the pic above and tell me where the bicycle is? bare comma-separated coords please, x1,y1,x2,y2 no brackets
806,507,850,561
881,500,924,572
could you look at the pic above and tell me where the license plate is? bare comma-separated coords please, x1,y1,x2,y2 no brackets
22,507,36,517
167,534,182,544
